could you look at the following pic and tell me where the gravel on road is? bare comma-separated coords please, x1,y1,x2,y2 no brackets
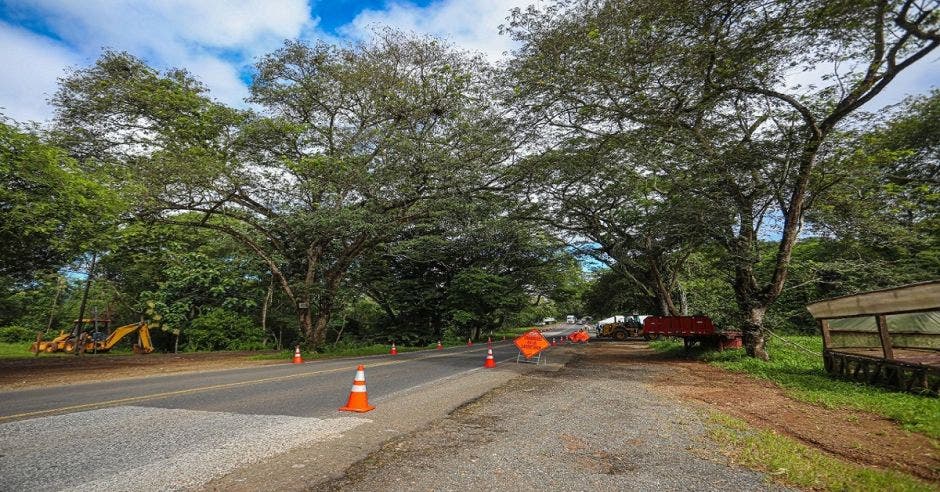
325,345,786,491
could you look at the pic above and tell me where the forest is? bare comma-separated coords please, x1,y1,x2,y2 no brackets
1,0,937,359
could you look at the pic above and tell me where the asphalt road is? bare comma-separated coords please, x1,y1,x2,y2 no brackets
0,325,586,491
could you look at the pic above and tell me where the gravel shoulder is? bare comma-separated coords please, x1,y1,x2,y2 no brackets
324,344,785,491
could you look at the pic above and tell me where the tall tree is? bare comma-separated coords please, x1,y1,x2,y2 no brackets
52,32,513,348
505,0,938,358
0,120,120,283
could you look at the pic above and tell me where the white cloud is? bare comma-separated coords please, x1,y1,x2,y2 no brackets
341,0,533,61
1,0,315,121
0,21,81,122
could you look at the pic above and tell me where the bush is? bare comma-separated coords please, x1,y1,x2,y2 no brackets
0,325,38,343
184,308,265,351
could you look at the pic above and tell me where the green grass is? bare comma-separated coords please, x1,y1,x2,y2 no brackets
249,341,450,361
649,335,940,439
0,342,45,358
491,325,536,339
706,412,934,491
0,341,144,358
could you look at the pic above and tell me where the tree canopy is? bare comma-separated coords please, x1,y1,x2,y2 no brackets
1,4,937,357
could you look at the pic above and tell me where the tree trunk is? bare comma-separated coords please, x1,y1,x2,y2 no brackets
297,308,314,347
679,286,688,316
741,306,768,361
261,279,273,347
648,255,680,316
308,291,336,349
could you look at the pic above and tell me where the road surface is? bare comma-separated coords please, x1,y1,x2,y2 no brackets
0,327,584,491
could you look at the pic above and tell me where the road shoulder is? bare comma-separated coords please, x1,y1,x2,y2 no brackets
201,352,572,491
320,344,782,491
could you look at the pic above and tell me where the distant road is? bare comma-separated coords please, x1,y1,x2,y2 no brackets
538,322,587,338
0,341,525,491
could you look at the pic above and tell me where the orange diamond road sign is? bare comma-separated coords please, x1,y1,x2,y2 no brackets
514,329,550,359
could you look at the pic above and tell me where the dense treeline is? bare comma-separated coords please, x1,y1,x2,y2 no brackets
1,0,937,357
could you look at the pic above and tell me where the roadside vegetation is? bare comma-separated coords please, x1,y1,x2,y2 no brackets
1,1,936,365
650,336,940,439
705,412,935,492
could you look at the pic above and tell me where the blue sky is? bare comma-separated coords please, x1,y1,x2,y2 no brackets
0,0,529,122
0,0,937,124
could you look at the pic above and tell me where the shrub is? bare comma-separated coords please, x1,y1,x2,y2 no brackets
0,325,38,343
185,308,265,351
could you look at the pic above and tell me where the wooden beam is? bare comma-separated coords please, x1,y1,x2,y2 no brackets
876,315,894,360
819,319,832,350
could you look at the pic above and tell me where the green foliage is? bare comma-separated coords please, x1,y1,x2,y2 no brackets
0,122,121,282
185,308,265,351
0,326,35,343
706,413,934,491
649,336,940,438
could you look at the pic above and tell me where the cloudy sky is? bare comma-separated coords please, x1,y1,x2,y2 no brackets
0,0,532,123
1,0,936,124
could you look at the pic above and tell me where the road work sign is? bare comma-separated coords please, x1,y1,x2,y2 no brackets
514,329,550,359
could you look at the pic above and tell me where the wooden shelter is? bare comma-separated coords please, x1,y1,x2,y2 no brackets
806,280,939,395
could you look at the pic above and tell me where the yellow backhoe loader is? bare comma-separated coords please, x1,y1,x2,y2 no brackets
31,322,154,354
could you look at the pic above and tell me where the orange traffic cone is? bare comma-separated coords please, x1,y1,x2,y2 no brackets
484,348,496,368
390,342,398,355
292,346,303,364
437,341,443,350
551,338,556,346
467,338,473,346
339,364,375,413
487,336,492,345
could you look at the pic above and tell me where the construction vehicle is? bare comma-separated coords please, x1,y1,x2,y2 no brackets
595,315,645,340
31,321,155,354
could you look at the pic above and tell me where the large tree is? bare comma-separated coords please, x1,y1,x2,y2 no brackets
505,0,939,358
0,121,120,283
52,32,513,348
512,133,710,316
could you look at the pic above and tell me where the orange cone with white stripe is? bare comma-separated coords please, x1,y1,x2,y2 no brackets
292,346,303,364
390,342,398,355
437,341,443,350
467,338,473,346
339,364,375,413
484,348,496,368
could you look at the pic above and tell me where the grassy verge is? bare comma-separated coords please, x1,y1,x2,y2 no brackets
649,335,940,439
491,326,536,339
0,342,138,358
706,412,933,491
249,342,448,361
0,342,42,358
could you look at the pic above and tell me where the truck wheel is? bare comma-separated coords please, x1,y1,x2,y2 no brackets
613,330,628,341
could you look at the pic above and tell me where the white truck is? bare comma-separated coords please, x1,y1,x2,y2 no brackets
566,315,576,324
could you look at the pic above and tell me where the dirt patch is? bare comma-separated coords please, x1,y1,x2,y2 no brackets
0,351,282,390
583,342,939,483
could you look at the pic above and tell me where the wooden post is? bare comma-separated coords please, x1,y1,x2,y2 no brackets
819,319,832,350
876,315,894,360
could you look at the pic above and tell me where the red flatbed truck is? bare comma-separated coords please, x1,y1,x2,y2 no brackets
642,315,742,350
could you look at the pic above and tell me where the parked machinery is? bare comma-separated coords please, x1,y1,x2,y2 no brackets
31,321,155,354
595,315,645,341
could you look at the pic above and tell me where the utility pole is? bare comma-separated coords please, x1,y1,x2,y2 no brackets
73,252,97,355
46,275,65,332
